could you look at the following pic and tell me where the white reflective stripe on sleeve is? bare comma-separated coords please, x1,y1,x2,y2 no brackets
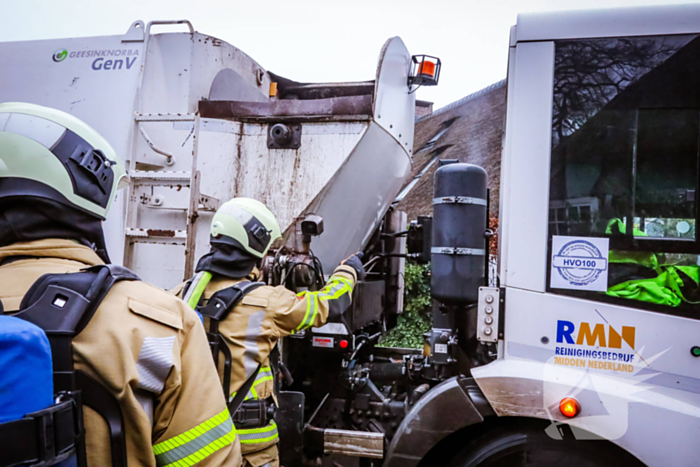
243,310,265,378
134,389,154,425
137,336,176,393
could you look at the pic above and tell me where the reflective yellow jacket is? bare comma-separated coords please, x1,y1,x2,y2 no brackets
0,239,241,467
173,264,356,459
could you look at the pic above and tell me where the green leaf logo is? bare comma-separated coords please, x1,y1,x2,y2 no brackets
52,49,68,62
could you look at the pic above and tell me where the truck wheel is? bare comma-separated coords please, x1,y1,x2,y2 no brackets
445,419,645,467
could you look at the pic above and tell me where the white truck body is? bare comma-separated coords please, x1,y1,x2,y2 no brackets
474,5,700,466
0,21,415,288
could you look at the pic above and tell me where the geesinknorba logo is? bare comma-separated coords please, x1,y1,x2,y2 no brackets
552,240,607,286
53,49,68,62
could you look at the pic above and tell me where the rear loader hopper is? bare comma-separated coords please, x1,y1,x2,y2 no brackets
0,20,422,287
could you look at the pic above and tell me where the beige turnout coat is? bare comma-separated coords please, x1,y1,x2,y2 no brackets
0,239,241,467
173,264,356,466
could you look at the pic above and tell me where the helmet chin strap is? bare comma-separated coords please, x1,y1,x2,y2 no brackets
0,198,111,263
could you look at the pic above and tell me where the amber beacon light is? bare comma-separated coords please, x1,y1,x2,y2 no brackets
559,397,581,418
408,55,441,88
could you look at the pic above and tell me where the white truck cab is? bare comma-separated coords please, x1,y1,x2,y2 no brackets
471,4,700,466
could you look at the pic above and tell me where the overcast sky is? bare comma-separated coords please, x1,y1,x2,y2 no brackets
1,0,697,108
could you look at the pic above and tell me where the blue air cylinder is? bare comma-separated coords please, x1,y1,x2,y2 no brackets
431,163,487,305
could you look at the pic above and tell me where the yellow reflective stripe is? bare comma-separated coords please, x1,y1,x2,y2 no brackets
153,408,236,466
237,421,277,435
245,376,274,400
304,295,319,329
239,426,275,434
153,408,231,453
237,420,279,445
295,276,352,331
160,430,236,467
318,278,352,301
185,271,212,309
239,433,279,445
248,386,258,400
231,367,276,402
316,277,351,301
296,293,314,331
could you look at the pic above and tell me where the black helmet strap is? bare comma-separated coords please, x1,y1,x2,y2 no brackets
51,130,115,209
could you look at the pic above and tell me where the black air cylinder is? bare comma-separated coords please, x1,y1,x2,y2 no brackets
431,163,487,305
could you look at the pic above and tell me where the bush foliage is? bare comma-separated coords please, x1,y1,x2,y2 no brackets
379,262,432,349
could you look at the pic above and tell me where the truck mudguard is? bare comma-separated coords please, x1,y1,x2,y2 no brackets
383,376,494,467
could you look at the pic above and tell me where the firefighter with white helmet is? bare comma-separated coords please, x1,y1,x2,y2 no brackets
175,197,364,467
0,102,241,466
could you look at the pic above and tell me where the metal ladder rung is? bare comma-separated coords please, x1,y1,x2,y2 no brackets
131,170,192,186
135,112,197,122
124,102,201,279
126,228,187,245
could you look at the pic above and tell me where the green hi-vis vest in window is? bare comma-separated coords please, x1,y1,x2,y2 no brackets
605,219,660,272
666,265,700,304
603,219,700,307
608,265,700,307
607,270,681,307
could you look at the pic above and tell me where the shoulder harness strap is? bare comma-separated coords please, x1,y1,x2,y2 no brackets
14,264,140,467
196,281,264,402
228,364,262,418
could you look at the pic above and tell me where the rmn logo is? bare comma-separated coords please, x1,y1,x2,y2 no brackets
556,320,635,349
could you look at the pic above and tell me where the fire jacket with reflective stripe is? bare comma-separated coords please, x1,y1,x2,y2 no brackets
0,239,241,467
173,264,357,454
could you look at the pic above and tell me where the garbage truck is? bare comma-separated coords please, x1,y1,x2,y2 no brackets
2,4,700,466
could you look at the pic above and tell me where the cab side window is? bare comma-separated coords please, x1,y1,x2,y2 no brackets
548,34,700,315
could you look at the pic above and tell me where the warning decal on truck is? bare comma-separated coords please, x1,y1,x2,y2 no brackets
312,336,334,348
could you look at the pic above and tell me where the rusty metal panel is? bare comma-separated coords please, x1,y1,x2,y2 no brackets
119,29,273,287
199,95,373,122
120,33,414,287
287,121,411,275
267,72,374,100
324,429,384,459
180,120,369,276
128,114,368,287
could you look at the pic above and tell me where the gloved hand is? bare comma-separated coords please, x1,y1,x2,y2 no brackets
341,252,366,281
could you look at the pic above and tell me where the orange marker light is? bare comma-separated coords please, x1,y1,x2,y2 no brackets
269,82,278,98
418,60,436,78
559,397,580,418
